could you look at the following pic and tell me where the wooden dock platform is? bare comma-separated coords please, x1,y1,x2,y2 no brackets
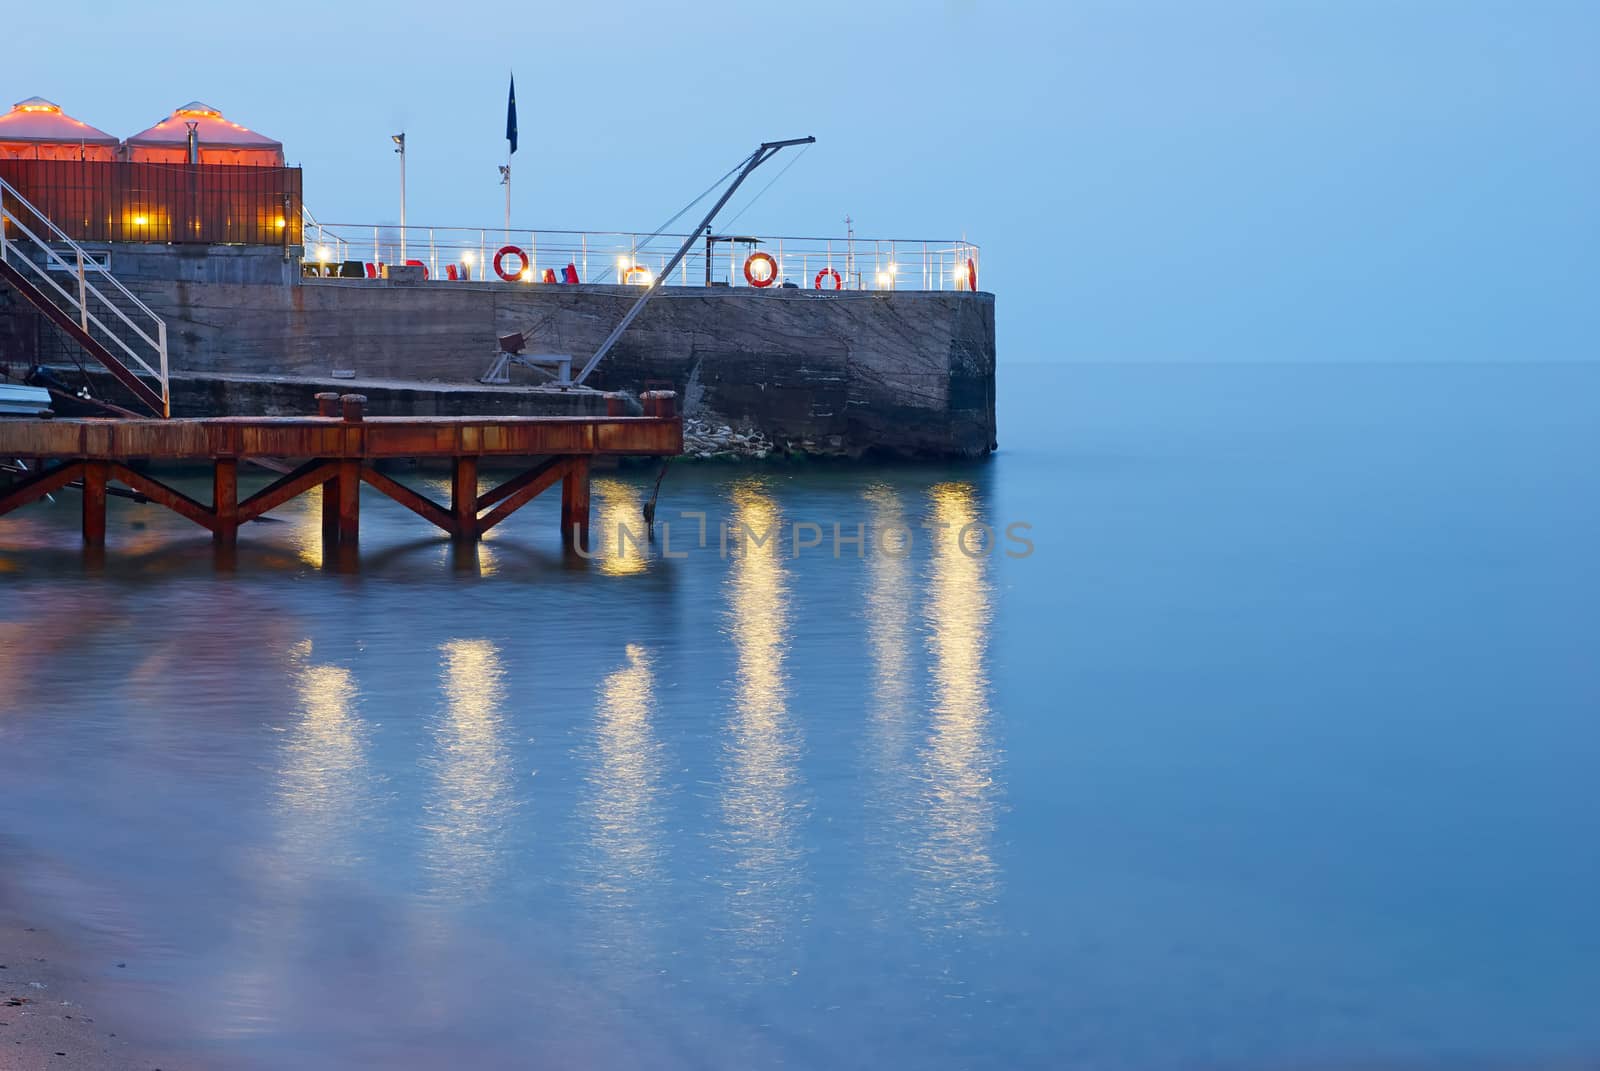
0,391,681,550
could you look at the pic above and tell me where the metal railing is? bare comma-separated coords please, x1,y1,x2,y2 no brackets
299,216,981,292
1,175,170,416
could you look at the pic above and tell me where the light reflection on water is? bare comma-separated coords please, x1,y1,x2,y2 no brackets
862,484,919,897
916,482,1000,933
579,643,665,962
277,639,370,867
717,480,805,964
592,477,650,576
424,638,517,903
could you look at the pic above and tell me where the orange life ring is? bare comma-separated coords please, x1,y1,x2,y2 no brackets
744,251,777,288
494,245,528,282
814,267,842,290
966,257,977,292
621,264,652,285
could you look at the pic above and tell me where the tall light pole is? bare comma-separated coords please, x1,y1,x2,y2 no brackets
392,132,407,262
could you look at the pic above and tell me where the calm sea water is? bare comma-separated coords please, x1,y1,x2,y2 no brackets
2,362,1597,1070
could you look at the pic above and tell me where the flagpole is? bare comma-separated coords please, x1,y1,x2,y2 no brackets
504,73,517,257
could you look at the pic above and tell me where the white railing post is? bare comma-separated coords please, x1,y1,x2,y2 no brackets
157,320,170,417
77,248,88,331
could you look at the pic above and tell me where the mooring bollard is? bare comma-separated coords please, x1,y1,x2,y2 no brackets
340,393,367,422
605,392,628,417
315,391,340,417
640,390,677,419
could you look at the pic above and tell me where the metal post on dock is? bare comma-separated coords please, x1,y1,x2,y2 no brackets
337,394,365,543
452,456,479,541
213,458,238,544
561,456,591,550
81,460,107,546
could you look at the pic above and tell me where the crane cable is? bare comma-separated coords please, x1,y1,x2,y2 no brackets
722,144,811,232
590,152,755,284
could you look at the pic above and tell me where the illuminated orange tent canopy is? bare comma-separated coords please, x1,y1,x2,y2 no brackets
122,102,285,166
0,97,119,161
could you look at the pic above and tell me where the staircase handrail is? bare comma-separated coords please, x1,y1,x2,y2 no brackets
0,175,170,415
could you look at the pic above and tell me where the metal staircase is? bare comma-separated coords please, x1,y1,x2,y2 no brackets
0,175,169,417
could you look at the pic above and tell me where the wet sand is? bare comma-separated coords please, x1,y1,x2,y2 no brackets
0,913,149,1070
0,853,235,1071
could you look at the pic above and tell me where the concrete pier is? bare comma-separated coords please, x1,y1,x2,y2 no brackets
2,245,996,458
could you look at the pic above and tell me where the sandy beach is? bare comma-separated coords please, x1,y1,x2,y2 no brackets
0,913,147,1070
0,849,228,1071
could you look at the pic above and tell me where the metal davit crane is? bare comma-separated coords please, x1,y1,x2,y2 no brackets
482,137,814,390
571,136,814,387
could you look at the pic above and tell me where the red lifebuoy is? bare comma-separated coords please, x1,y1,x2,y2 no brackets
966,258,977,292
814,267,842,290
744,251,777,288
494,245,528,282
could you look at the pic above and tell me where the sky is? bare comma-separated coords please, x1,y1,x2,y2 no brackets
7,0,1597,362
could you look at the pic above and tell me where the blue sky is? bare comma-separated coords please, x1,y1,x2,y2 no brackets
9,1,1597,361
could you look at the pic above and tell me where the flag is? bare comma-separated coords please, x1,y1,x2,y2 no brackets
505,74,518,156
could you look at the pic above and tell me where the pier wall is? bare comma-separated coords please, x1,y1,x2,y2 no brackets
7,245,996,458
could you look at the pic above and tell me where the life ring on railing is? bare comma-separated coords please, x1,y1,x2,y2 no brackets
621,264,653,285
966,257,977,292
743,251,777,288
494,245,528,282
814,266,842,290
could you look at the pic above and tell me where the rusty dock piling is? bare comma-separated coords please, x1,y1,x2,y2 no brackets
0,392,680,554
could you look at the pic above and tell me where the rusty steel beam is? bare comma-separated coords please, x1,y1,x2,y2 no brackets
236,458,339,524
475,458,552,511
476,457,573,535
0,461,85,517
107,463,219,531
360,465,456,536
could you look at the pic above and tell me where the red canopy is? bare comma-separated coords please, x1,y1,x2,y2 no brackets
122,102,284,166
0,97,119,161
